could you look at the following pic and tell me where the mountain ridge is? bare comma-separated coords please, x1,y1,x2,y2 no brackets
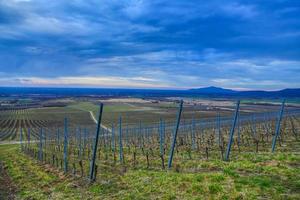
189,86,300,97
0,86,299,98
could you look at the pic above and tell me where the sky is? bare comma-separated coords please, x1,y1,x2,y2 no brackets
0,0,299,90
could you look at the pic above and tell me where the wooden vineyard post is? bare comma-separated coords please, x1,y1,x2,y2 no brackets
57,128,60,147
224,100,240,161
38,128,43,161
216,112,221,146
89,103,104,182
139,121,142,149
162,120,165,149
111,124,115,151
83,128,87,154
111,123,116,161
237,112,241,148
271,100,285,153
119,116,124,164
27,128,30,150
167,100,184,169
20,128,23,151
251,115,258,152
44,131,47,161
64,118,68,173
63,118,68,173
102,127,106,152
159,118,164,156
78,128,82,158
159,118,166,169
191,117,196,150
125,124,129,147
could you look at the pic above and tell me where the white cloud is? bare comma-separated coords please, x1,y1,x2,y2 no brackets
12,0,32,3
0,1,298,90
220,3,258,19
211,77,299,91
123,0,148,19
0,76,171,89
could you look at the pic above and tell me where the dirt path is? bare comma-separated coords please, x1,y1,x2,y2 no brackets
89,111,111,132
0,161,17,200
0,141,38,146
0,141,25,146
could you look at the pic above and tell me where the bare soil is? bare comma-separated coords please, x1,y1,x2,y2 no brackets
0,161,17,200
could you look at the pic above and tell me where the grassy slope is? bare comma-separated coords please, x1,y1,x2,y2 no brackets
66,101,204,126
0,144,299,200
67,101,162,125
67,102,137,114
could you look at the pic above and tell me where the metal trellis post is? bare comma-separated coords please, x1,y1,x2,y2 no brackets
119,116,124,164
63,118,68,173
20,128,23,151
271,100,285,152
192,117,196,150
168,100,184,169
224,100,240,161
39,128,43,161
89,103,104,181
159,118,164,156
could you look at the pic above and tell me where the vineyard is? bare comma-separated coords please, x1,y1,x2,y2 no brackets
1,99,300,199
0,107,95,141
4,101,298,169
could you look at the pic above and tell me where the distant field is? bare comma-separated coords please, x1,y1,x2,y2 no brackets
0,96,300,199
1,97,299,141
67,98,295,126
67,100,234,126
1,117,299,199
0,106,95,141
241,99,300,105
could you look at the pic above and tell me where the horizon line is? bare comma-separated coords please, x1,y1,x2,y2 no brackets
0,85,298,92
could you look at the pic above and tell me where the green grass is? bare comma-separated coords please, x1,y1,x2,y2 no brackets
240,98,300,105
68,102,140,113
0,144,299,199
0,145,95,199
67,102,98,113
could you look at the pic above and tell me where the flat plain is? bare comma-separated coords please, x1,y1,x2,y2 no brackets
0,96,299,199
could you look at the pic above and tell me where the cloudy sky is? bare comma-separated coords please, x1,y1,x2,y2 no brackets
0,0,299,90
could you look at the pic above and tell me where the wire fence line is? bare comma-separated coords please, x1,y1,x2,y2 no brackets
1,100,299,182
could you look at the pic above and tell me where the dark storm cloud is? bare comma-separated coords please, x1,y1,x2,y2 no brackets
0,0,299,89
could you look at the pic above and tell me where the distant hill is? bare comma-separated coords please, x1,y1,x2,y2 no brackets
276,88,300,97
189,86,237,94
189,86,300,98
0,86,299,98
